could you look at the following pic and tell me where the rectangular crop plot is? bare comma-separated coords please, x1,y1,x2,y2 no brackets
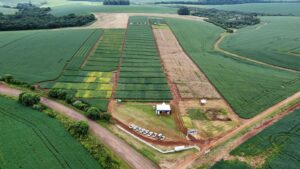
115,16,172,101
83,29,125,72
52,71,114,99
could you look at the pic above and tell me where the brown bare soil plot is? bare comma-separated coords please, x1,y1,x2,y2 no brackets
153,27,220,99
90,13,129,29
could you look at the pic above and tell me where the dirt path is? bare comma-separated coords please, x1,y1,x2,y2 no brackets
170,91,300,169
0,83,158,169
215,32,300,73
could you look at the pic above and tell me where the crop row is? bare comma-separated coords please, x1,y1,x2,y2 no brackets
82,29,125,72
116,16,172,100
66,30,103,70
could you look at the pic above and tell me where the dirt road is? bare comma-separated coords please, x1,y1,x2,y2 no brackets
215,33,299,73
170,91,300,169
0,83,158,169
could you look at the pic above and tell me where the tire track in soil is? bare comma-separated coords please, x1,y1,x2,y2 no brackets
0,107,71,169
108,19,129,113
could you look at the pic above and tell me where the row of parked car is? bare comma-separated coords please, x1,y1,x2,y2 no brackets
129,124,165,141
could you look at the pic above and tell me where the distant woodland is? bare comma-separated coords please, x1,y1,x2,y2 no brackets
103,0,130,5
0,3,95,31
191,8,260,29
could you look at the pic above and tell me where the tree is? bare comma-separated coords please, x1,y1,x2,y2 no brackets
48,88,67,100
1,74,13,83
102,112,111,122
18,92,40,106
85,107,100,120
67,121,89,138
178,7,190,15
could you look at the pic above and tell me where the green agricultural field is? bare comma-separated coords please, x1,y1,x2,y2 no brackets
83,29,125,72
0,96,102,169
188,3,300,16
115,16,172,101
221,16,300,71
43,29,125,110
51,4,177,16
0,29,100,83
210,159,251,169
227,108,300,168
167,18,300,118
67,30,103,70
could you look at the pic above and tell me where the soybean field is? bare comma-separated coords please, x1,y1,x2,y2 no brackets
167,18,300,118
0,29,100,83
221,16,300,71
0,96,102,169
43,29,125,110
115,16,172,101
228,108,300,168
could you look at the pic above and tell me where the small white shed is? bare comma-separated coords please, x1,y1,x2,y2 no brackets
156,102,171,115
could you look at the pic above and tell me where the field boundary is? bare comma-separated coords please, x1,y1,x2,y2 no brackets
215,32,300,73
108,21,129,113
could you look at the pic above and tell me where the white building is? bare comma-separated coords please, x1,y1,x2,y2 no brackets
156,102,171,115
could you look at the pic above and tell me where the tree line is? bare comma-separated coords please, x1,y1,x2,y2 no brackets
177,7,260,30
103,0,130,5
0,3,95,31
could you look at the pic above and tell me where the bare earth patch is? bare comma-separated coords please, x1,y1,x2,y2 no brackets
153,27,219,99
85,13,205,29
90,13,129,29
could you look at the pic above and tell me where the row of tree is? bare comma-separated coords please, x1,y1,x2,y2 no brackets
103,0,130,5
0,3,95,31
177,7,260,30
48,89,111,122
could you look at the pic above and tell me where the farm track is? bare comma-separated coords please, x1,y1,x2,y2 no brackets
215,32,300,73
0,83,159,169
170,91,300,169
108,18,129,113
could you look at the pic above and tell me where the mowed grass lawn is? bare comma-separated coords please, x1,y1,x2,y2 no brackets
113,102,183,140
0,96,101,169
167,18,300,119
0,29,99,83
221,16,300,71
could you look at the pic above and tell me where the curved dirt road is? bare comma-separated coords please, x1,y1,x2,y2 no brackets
0,83,158,169
215,32,300,73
